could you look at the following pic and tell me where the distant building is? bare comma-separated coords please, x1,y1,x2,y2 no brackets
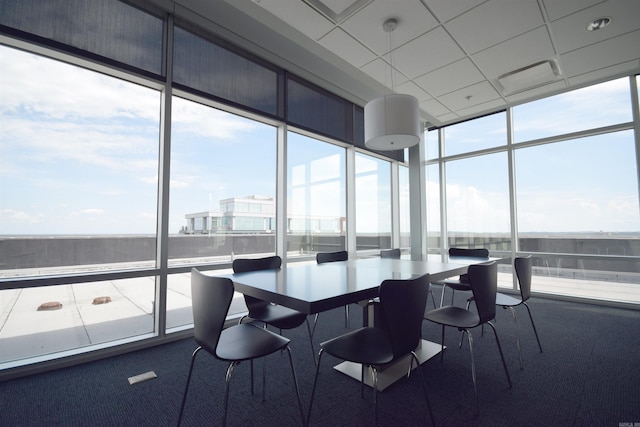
184,195,344,234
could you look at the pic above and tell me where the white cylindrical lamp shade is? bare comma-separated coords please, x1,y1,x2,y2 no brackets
364,93,420,151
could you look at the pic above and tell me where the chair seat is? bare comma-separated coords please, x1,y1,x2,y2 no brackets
216,323,290,362
424,306,479,329
321,327,393,366
439,279,471,291
495,292,522,307
249,304,308,330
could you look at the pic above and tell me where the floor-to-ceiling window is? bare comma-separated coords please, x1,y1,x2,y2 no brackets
0,45,162,364
429,78,639,302
166,96,278,329
355,153,392,251
511,78,639,301
444,152,511,251
440,112,510,252
286,131,346,257
0,0,402,374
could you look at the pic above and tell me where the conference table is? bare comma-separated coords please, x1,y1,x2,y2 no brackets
221,254,502,390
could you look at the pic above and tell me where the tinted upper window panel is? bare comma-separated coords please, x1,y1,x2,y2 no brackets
173,26,279,116
287,77,352,142
0,0,163,75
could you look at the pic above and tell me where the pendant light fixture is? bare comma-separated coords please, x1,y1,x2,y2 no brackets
364,18,420,151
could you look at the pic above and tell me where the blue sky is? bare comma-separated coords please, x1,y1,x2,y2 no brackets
1,45,639,235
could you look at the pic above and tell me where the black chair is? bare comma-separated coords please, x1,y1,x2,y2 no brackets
307,274,435,427
493,256,543,368
435,247,489,307
232,256,315,363
424,261,512,408
316,250,350,329
379,248,438,308
379,248,401,258
177,269,305,427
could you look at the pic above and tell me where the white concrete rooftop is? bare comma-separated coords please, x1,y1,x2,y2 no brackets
1,267,638,367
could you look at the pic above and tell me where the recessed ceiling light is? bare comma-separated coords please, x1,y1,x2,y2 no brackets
586,17,611,31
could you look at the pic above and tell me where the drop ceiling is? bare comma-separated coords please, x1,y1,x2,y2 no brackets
164,0,640,127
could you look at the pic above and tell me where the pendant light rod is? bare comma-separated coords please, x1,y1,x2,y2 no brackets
364,18,420,151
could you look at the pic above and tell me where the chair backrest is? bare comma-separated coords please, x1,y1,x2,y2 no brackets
380,248,401,259
190,268,234,357
448,247,489,258
467,261,497,324
232,255,282,273
232,256,282,312
316,250,348,264
379,274,430,360
515,256,533,301
449,248,489,282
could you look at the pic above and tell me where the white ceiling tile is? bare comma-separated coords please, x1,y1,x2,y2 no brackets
420,98,452,117
438,80,502,111
340,0,439,55
424,0,486,23
550,0,640,54
542,0,604,21
360,58,409,87
392,27,465,78
567,59,640,87
456,98,507,119
221,0,640,126
560,29,640,77
248,0,335,40
318,27,377,67
473,27,556,79
414,58,485,96
445,0,545,54
394,79,431,101
435,112,460,123
359,58,387,84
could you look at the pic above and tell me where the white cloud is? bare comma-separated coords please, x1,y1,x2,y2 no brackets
78,209,105,215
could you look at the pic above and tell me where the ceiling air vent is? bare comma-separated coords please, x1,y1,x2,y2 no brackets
497,60,561,95
302,0,372,24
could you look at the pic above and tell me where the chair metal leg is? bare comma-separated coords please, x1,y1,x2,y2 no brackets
439,285,446,307
465,330,479,411
285,346,306,427
523,302,543,353
411,352,435,426
177,346,202,427
428,287,438,309
345,305,350,328
371,365,379,427
487,321,512,388
251,323,268,397
223,361,239,427
306,348,325,427
360,365,365,398
508,307,523,369
440,325,445,362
